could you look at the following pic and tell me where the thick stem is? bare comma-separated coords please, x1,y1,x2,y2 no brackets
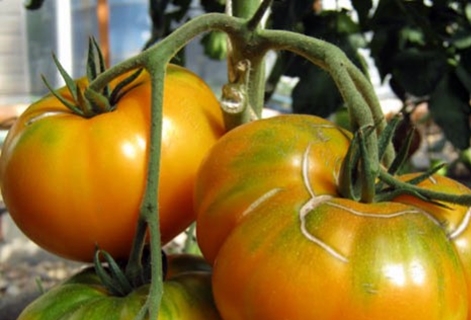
89,13,244,93
223,0,268,125
139,62,167,319
124,218,147,286
257,29,381,201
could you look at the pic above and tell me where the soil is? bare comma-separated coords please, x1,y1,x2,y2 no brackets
0,215,84,320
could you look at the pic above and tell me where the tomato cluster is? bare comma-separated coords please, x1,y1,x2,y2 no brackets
3,57,471,319
194,114,471,320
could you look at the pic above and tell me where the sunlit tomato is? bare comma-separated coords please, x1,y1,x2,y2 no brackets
195,114,351,264
0,65,225,262
212,188,468,320
394,173,471,319
18,254,221,320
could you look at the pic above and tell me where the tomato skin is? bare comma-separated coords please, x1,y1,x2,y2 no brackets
0,65,225,262
165,253,212,279
18,255,221,320
394,173,471,319
195,114,351,264
211,188,468,320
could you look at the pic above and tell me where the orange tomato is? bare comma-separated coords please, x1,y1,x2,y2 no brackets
0,65,225,262
394,173,471,319
195,114,352,264
212,188,468,320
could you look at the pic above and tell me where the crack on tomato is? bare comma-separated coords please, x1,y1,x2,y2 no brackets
241,187,283,218
302,143,316,199
299,195,347,263
299,143,348,263
26,111,69,125
449,206,471,240
324,201,420,219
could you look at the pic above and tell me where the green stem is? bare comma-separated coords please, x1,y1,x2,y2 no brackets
345,64,395,166
139,62,167,319
89,13,244,93
378,170,471,206
222,0,268,126
256,30,380,202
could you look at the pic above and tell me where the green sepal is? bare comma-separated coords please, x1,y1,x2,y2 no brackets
94,249,134,297
377,114,401,162
377,169,471,206
87,37,110,98
76,85,96,117
41,74,85,117
109,68,144,107
85,88,112,114
52,53,79,102
358,125,377,203
338,130,362,201
387,125,416,175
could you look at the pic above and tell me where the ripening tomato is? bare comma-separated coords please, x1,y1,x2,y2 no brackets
0,65,225,262
211,188,468,320
195,114,352,264
394,173,471,319
18,254,221,320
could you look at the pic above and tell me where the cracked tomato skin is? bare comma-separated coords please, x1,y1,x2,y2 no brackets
394,173,471,319
195,114,352,264
211,189,468,320
0,65,225,262
18,254,221,320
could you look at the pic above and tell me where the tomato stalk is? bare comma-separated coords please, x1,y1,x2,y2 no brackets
84,0,427,316
221,0,269,130
86,4,390,316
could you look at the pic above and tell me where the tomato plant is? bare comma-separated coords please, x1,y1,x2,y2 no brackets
17,253,221,320
14,1,470,318
195,114,352,264
0,64,225,262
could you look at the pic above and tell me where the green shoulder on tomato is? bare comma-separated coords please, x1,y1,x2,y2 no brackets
0,65,225,262
18,253,221,320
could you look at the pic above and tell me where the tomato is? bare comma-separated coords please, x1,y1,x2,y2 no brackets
0,65,225,262
211,188,468,320
195,114,351,264
165,253,212,279
18,254,221,320
394,173,471,319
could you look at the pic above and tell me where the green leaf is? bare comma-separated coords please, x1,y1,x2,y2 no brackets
369,29,399,80
334,10,361,34
455,63,471,93
391,49,447,96
291,66,343,118
466,3,471,23
351,0,373,29
429,73,471,150
24,0,45,10
270,0,313,30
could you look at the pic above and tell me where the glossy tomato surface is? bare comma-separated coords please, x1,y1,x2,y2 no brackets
195,114,351,264
394,173,471,319
212,188,468,320
18,258,221,320
0,65,225,261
